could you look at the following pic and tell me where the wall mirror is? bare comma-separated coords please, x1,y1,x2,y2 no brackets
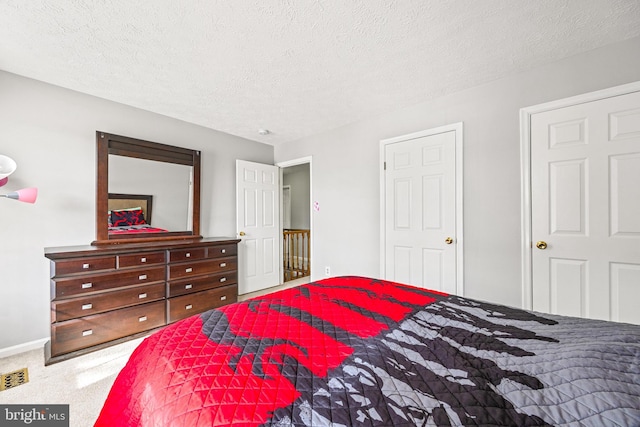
93,131,201,245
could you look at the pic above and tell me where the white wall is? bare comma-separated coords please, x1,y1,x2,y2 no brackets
283,164,311,229
0,71,273,353
274,36,640,308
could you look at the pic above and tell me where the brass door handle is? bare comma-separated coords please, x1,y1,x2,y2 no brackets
536,241,547,250
239,231,246,236
445,237,453,244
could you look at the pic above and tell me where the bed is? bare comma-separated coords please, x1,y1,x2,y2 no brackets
108,193,168,234
95,276,640,426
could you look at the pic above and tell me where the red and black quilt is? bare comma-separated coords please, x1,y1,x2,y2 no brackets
95,276,640,426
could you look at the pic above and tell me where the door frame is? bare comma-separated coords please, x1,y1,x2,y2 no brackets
282,185,292,229
519,81,640,310
379,122,464,295
276,156,313,283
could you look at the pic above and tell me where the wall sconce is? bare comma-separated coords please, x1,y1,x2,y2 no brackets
0,155,38,203
0,155,17,187
1,187,38,204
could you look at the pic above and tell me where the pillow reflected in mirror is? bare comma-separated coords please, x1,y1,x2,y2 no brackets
110,208,146,227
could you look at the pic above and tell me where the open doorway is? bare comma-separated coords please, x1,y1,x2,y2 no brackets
278,158,312,283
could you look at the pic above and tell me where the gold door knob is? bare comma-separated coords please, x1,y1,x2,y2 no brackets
445,237,453,244
239,231,246,236
536,241,547,250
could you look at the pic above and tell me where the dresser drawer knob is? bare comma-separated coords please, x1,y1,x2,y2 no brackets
220,277,227,283
139,293,147,299
221,249,226,253
82,303,93,310
82,329,93,337
139,274,147,280
185,267,193,273
82,263,90,269
220,295,227,301
185,252,191,258
185,304,193,310
141,257,147,263
220,263,227,268
139,316,147,322
81,283,93,289
185,284,193,290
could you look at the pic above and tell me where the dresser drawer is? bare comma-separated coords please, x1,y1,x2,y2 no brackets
211,256,236,272
52,266,165,299
51,256,116,277
167,284,238,323
167,257,236,280
118,251,165,268
206,244,237,259
50,301,165,357
168,247,206,263
167,271,238,297
52,283,165,322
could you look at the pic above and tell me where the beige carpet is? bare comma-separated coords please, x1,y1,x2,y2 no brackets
0,337,143,427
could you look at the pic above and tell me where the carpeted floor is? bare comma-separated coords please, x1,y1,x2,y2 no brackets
0,337,143,427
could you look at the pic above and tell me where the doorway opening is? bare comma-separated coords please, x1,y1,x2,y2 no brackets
278,158,312,284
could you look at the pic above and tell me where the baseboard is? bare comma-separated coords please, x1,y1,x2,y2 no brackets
0,338,48,359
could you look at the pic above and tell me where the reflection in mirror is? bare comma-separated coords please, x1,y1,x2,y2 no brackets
94,131,201,245
108,155,193,232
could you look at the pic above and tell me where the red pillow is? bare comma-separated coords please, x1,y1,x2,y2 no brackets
110,209,146,227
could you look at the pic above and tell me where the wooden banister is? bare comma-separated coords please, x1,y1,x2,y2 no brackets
283,229,310,282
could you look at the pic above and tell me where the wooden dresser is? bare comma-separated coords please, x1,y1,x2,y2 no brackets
44,237,239,364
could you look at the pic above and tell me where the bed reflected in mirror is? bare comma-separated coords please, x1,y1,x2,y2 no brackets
94,131,201,245
108,193,171,235
108,155,193,234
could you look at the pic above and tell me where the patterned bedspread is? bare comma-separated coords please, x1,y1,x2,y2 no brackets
108,224,169,234
95,276,640,426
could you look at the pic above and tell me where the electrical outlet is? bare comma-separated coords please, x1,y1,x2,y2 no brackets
324,266,331,276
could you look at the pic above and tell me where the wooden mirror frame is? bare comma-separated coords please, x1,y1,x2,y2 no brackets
93,131,201,245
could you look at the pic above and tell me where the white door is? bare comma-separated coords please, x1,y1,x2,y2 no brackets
381,124,463,295
236,160,280,295
531,90,640,324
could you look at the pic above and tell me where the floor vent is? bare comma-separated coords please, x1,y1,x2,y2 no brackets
0,368,29,391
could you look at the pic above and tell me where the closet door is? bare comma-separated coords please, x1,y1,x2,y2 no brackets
530,90,640,324
381,124,463,295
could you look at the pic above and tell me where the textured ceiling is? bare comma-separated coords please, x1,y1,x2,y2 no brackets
1,1,640,145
